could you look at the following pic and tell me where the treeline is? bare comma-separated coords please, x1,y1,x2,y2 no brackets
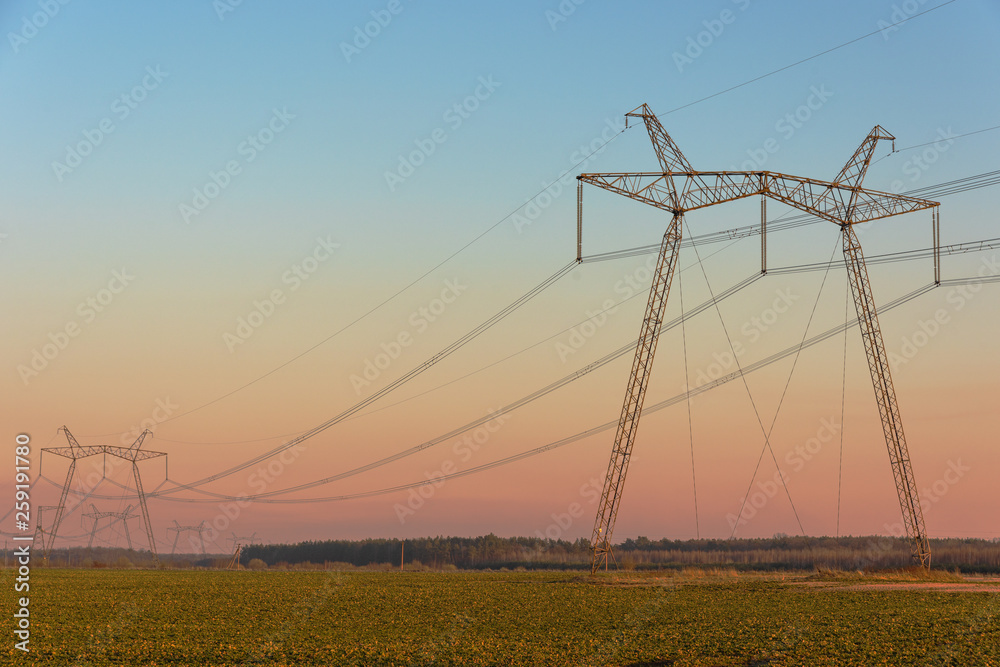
241,534,1000,573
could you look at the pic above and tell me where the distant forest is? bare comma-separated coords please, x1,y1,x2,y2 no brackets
22,535,1000,572
241,534,1000,573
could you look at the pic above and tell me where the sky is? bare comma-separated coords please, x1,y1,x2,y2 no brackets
2,0,999,555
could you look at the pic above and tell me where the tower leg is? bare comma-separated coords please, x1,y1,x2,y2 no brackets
590,213,684,572
47,460,77,559
88,520,98,549
132,462,158,565
842,224,931,568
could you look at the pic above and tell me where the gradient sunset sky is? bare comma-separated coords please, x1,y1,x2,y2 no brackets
3,0,999,553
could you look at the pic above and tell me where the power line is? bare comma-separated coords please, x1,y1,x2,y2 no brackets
76,281,945,506
659,0,960,117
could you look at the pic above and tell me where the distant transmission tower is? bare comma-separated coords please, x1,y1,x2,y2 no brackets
41,427,165,565
167,520,208,555
82,503,140,550
580,104,938,572
228,532,258,552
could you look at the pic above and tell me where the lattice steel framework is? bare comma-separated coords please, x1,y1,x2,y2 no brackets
42,427,165,564
583,104,937,572
82,503,140,550
168,520,208,555
229,532,259,551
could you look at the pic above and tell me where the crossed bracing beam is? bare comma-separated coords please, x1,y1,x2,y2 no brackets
585,103,936,572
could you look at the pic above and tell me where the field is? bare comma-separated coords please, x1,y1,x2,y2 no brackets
3,568,999,666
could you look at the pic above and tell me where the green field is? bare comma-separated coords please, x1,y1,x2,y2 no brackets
3,569,999,666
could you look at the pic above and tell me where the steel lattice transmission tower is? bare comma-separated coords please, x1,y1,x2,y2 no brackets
42,427,166,565
580,104,938,572
228,532,259,552
82,503,140,550
168,520,208,555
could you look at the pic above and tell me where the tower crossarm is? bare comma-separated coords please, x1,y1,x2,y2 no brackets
42,445,109,459
42,445,165,461
578,171,938,224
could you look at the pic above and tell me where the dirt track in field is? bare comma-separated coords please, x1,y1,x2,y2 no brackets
796,578,1000,593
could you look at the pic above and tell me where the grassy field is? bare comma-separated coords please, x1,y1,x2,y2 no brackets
2,568,998,666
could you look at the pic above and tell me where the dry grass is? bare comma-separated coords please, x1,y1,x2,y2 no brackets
808,565,966,583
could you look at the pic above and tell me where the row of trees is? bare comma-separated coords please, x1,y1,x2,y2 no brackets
241,535,1000,572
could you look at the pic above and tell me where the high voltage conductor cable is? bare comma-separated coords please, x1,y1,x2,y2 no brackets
166,260,578,491
65,272,767,504
768,236,1000,275
107,282,942,505
79,129,630,440
155,272,764,500
67,270,986,505
47,265,992,506
147,239,743,447
658,0,959,117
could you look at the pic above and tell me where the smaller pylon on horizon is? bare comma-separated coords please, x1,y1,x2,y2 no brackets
82,503,140,550
167,520,208,555
228,531,259,552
